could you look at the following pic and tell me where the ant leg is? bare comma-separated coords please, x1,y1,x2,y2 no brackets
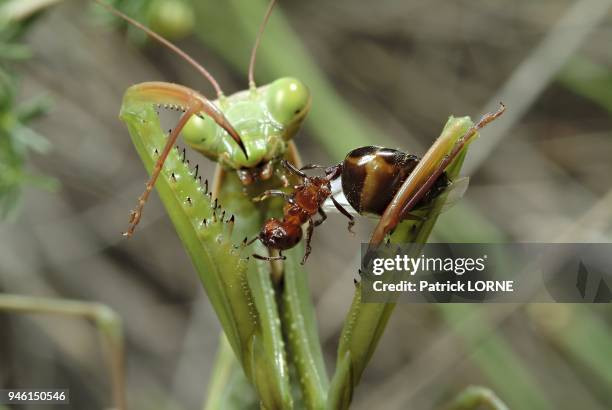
253,252,286,261
314,207,327,226
325,163,343,181
248,236,285,260
331,196,355,233
246,236,260,246
301,219,315,264
253,190,295,204
281,160,308,178
300,163,327,171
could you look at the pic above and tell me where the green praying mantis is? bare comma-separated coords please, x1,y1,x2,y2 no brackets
99,0,310,239
1,0,508,409
100,0,507,408
100,0,330,407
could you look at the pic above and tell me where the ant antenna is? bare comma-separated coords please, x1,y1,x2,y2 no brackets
248,0,276,88
94,0,224,98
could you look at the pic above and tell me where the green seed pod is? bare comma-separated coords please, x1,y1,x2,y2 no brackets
147,0,195,40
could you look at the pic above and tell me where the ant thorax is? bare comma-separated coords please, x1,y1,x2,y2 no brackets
294,177,331,214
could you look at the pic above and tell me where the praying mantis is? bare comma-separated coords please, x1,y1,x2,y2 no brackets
100,0,329,407
1,0,507,409
99,0,507,408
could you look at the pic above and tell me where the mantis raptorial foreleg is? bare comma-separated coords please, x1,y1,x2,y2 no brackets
121,82,246,237
122,100,308,408
330,110,506,408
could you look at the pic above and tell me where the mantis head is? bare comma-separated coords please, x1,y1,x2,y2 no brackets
182,76,311,184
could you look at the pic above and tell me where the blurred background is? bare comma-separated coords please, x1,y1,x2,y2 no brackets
1,0,612,409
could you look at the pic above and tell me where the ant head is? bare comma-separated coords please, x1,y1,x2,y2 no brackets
259,219,302,250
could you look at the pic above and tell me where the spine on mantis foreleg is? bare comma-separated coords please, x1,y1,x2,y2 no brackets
120,101,293,409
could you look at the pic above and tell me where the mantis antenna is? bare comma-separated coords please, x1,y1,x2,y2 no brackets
94,0,224,98
94,1,251,236
248,0,277,88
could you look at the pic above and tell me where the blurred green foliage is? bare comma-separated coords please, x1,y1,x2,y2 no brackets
0,1,57,220
92,0,194,44
558,56,612,114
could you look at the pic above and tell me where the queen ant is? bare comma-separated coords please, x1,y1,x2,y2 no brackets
250,104,506,264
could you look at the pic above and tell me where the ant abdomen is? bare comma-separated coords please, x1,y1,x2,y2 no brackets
341,146,448,216
259,219,303,250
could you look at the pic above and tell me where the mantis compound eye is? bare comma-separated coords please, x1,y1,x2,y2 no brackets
182,115,217,149
265,77,311,131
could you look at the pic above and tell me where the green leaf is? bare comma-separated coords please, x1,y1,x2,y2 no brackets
326,352,352,410
248,251,294,409
282,247,328,409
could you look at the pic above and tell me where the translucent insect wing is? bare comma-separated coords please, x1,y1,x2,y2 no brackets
322,176,470,218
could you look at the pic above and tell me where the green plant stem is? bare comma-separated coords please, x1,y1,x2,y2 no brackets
204,333,258,410
281,247,329,409
205,333,237,410
445,386,509,410
0,294,125,410
441,305,552,410
326,351,352,410
248,253,294,409
558,56,612,113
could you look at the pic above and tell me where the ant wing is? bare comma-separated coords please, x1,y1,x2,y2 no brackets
442,176,470,210
414,176,470,215
322,178,362,217
322,177,470,218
